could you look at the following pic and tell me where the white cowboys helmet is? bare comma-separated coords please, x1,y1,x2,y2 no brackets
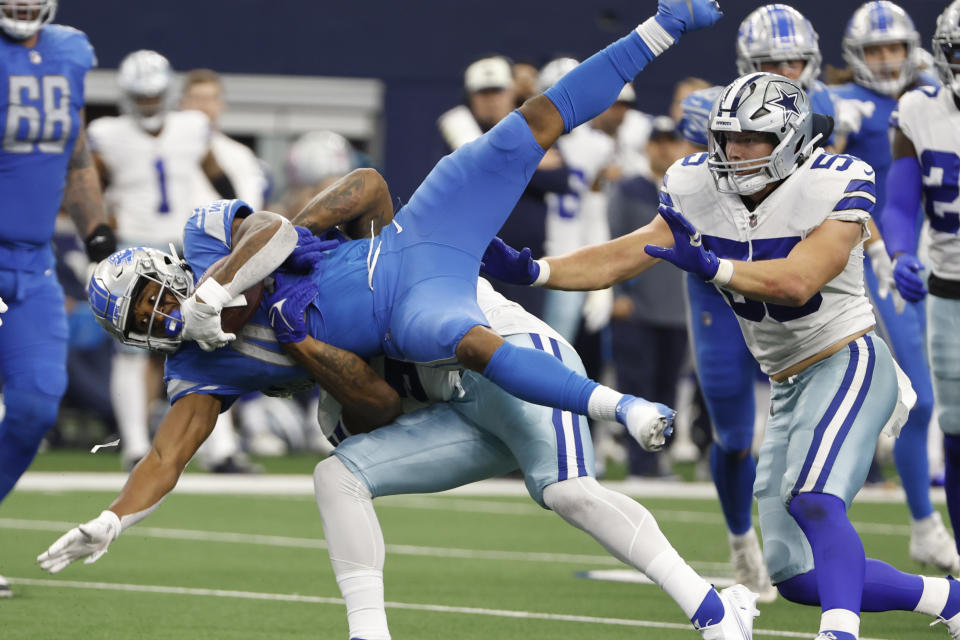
0,0,56,40
286,130,354,187
117,50,173,133
933,0,960,100
842,1,919,96
736,4,822,91
708,73,823,196
88,247,194,353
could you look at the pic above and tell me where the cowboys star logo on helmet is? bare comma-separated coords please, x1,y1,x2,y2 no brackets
767,85,802,124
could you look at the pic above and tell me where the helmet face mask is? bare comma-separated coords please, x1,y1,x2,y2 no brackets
88,247,194,353
842,1,919,96
0,0,56,40
708,73,815,196
736,4,823,91
933,0,960,100
117,50,173,133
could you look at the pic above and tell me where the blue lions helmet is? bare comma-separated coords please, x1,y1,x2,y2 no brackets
736,4,823,91
842,1,919,96
88,247,194,353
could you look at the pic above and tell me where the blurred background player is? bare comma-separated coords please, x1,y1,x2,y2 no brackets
0,0,114,596
179,68,268,210
436,54,572,319
831,0,957,573
88,49,254,472
608,115,690,480
882,0,960,570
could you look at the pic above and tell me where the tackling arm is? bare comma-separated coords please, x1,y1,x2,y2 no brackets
38,393,221,573
292,168,394,240
722,219,863,306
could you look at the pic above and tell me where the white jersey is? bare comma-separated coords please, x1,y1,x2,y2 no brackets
662,148,876,375
88,110,212,247
316,278,571,433
546,125,615,256
894,86,960,281
193,131,267,210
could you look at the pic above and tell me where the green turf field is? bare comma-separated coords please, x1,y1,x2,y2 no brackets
0,459,946,639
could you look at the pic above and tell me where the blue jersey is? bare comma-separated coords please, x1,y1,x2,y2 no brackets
830,73,937,216
164,201,314,410
0,26,95,256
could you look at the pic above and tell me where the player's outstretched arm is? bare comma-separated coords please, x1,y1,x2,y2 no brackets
64,113,116,263
38,394,221,573
267,273,402,432
292,168,394,240
481,215,673,290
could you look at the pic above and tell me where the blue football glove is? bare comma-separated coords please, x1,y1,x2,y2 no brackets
282,226,341,274
892,253,927,303
266,272,318,344
480,237,541,285
644,204,721,280
655,0,723,40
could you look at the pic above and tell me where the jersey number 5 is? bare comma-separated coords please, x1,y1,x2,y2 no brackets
3,75,72,154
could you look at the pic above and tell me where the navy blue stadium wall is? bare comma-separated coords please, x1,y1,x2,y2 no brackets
61,0,947,200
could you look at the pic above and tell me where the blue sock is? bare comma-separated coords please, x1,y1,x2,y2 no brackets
944,435,960,556
779,559,922,611
788,493,864,615
543,30,655,133
709,445,756,535
690,588,725,628
483,340,597,415
893,402,934,520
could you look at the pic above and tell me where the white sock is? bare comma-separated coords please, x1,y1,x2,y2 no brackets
314,457,390,640
915,576,951,617
587,385,624,421
820,608,860,637
110,350,150,461
543,477,711,618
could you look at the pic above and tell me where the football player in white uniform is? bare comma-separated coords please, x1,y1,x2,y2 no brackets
89,50,249,471
883,0,960,574
481,72,960,640
295,276,757,640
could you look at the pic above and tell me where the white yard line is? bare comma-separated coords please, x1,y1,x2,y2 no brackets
14,471,943,505
5,576,890,640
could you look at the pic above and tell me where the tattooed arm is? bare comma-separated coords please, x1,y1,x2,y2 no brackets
283,337,402,432
64,112,110,239
291,168,394,239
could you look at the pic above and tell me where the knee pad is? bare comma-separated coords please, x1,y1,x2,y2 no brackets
0,387,62,449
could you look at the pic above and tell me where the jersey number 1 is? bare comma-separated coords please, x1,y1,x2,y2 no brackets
3,75,71,154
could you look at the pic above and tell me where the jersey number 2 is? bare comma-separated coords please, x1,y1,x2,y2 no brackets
920,150,960,234
3,75,71,154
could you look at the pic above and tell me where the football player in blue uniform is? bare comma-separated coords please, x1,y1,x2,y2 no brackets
0,0,114,596
881,0,960,570
831,1,957,573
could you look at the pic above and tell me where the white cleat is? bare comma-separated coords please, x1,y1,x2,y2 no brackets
698,584,759,640
614,395,676,452
0,572,11,598
910,511,960,574
932,610,960,639
730,529,778,603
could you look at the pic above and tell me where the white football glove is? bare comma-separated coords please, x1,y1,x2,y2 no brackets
37,510,122,574
0,295,7,327
582,288,614,333
834,98,875,138
866,240,906,314
179,279,237,351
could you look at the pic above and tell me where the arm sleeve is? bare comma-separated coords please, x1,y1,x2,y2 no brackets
880,155,923,258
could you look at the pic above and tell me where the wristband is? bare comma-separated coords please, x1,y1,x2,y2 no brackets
195,278,235,313
636,16,676,53
532,259,551,287
710,259,734,286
